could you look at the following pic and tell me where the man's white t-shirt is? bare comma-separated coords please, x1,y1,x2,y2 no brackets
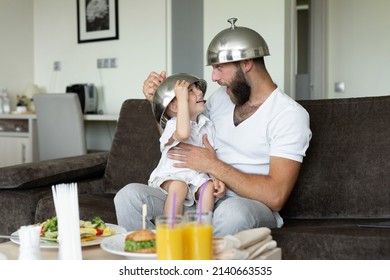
205,86,312,226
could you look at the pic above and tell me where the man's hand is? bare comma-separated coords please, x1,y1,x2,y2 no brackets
167,134,217,173
169,133,302,212
143,71,166,103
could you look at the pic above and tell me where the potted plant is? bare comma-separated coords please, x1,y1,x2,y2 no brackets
16,95,30,113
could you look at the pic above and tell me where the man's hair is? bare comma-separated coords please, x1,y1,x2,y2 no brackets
253,57,266,69
233,57,265,70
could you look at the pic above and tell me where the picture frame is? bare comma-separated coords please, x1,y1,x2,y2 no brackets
77,0,119,43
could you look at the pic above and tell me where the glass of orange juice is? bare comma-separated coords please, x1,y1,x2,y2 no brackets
183,211,213,260
155,215,184,260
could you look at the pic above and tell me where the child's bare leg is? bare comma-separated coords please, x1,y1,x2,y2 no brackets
195,180,215,213
161,180,188,215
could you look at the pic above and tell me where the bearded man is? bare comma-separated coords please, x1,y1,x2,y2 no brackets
115,18,312,236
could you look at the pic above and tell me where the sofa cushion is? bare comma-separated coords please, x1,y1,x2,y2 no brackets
281,96,390,219
102,99,161,194
0,187,53,235
35,193,117,225
0,152,108,189
272,218,390,259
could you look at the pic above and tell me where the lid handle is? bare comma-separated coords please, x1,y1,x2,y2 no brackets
227,18,237,29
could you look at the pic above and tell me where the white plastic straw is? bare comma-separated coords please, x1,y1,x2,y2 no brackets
52,183,82,260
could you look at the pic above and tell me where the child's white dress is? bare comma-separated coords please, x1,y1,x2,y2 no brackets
148,114,216,206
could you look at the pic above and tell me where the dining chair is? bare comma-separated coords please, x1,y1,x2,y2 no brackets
33,93,87,161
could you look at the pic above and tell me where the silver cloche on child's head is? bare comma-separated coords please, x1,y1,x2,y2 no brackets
152,73,207,129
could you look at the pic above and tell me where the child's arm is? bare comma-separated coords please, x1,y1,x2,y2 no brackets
172,80,191,142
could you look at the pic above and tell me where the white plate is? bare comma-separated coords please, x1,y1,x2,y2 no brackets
100,231,157,260
10,223,126,249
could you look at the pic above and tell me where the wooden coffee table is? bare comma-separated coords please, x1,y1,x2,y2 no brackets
0,241,281,260
0,241,126,260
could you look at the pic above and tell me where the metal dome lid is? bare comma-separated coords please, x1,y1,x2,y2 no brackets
152,73,207,129
207,18,270,65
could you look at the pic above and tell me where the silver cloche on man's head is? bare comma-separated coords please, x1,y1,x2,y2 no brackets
207,18,270,66
152,73,207,129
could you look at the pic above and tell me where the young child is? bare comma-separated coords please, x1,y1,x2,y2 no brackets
149,73,226,215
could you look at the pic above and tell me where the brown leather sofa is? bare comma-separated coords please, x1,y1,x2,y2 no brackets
1,96,389,259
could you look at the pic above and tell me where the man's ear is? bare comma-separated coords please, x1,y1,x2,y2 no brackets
241,59,253,72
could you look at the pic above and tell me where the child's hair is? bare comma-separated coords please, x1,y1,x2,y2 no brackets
164,99,176,119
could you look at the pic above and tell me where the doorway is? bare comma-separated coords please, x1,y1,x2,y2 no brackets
288,0,327,100
296,0,310,100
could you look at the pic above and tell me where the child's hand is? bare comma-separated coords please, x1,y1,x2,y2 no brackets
174,80,190,100
213,179,226,198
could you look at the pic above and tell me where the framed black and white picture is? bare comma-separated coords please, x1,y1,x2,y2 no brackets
77,0,119,43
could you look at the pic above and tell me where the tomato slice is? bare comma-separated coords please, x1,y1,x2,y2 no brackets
40,223,45,236
95,228,103,236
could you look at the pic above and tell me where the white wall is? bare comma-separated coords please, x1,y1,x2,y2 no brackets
0,0,34,109
33,0,167,114
203,0,285,95
1,0,389,115
34,0,286,113
1,0,285,113
327,0,390,98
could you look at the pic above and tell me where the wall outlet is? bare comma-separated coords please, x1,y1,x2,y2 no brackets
97,58,117,68
110,58,117,68
103,58,110,68
335,82,345,93
97,59,104,68
54,61,61,71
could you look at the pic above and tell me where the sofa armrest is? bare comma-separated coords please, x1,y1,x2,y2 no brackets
0,152,108,190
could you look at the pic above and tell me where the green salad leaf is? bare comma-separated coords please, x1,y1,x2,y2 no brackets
125,240,156,252
40,215,107,239
42,216,58,238
91,215,105,230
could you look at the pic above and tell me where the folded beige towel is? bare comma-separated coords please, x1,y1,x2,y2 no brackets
213,227,277,260
214,227,271,251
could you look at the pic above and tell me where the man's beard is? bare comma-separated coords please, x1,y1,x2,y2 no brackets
229,67,251,106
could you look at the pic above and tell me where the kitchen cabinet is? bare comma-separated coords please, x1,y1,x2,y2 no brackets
0,114,37,167
0,113,117,167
